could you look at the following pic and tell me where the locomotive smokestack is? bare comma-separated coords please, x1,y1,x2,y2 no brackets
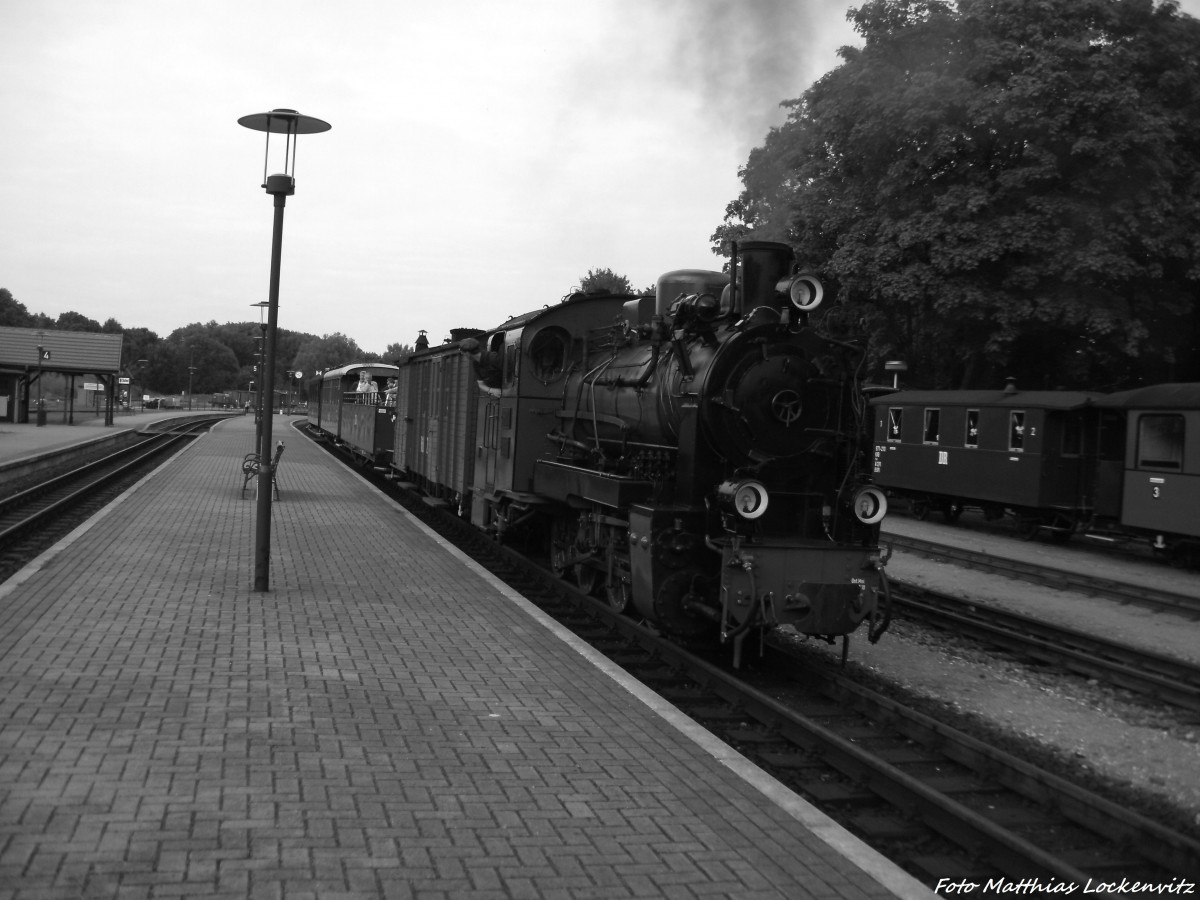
737,241,794,314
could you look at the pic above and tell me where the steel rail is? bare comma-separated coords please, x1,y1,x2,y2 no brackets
891,581,1200,711
885,533,1200,617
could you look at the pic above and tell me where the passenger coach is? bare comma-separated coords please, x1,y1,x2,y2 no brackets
1094,382,1200,562
870,383,1101,538
308,363,398,466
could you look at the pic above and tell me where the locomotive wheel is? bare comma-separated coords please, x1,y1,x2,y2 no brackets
911,500,930,521
605,573,631,613
653,571,715,640
1015,514,1041,541
943,502,964,523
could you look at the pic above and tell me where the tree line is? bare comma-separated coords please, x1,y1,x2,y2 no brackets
0,287,412,398
1,269,642,401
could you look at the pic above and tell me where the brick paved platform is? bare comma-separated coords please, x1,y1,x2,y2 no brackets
0,415,933,899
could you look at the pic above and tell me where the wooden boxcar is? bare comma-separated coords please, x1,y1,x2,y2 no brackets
392,340,480,513
869,386,1101,536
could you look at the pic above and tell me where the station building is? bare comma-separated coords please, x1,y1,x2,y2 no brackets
0,326,123,425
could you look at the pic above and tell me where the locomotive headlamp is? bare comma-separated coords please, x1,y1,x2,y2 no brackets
718,479,769,520
673,292,721,324
692,292,720,322
852,486,888,525
776,274,824,312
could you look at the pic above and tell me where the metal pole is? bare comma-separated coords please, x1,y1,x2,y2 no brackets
254,189,287,591
35,342,44,427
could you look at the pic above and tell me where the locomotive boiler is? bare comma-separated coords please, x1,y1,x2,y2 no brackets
467,240,891,663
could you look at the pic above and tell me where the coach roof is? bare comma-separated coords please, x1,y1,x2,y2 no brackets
867,389,1101,410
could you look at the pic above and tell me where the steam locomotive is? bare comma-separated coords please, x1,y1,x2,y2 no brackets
313,241,892,664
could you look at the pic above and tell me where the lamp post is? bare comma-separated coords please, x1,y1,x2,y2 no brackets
239,107,331,592
884,360,908,390
187,354,196,410
131,358,148,413
251,317,266,450
34,330,46,426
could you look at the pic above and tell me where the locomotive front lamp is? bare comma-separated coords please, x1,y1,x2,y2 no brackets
777,273,824,313
718,479,769,520
852,487,888,525
239,107,331,592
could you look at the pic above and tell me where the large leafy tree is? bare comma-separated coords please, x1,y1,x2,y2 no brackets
148,333,242,395
0,289,34,327
578,267,635,295
715,0,1200,388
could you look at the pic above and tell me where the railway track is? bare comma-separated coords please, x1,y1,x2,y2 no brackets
0,417,221,583
889,580,1200,714
885,532,1200,617
309,428,1200,887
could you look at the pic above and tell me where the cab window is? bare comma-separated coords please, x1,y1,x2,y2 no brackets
528,326,570,383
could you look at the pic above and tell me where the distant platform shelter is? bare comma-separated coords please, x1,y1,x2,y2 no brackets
0,327,123,425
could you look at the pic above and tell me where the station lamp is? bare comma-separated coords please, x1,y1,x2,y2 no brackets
238,108,331,592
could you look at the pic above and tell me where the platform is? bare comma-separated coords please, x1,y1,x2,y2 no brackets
0,415,932,898
0,409,246,483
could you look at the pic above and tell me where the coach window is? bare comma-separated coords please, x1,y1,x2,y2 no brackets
1137,414,1184,470
1009,410,1026,452
923,408,940,444
964,409,979,448
887,408,903,442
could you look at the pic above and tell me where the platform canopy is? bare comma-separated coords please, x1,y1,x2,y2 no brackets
0,326,123,375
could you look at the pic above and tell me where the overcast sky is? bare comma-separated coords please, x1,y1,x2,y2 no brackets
4,0,1198,359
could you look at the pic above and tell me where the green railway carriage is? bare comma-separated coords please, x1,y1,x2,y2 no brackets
870,386,1102,538
1095,383,1200,562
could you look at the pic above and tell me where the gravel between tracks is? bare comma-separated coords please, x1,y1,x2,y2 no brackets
801,516,1200,838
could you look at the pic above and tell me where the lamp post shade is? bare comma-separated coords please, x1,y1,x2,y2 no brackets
237,108,331,135
238,109,331,192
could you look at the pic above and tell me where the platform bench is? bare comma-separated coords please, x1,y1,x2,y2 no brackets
241,441,285,499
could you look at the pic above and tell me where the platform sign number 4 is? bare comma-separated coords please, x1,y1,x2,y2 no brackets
40,349,51,360
938,450,949,465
